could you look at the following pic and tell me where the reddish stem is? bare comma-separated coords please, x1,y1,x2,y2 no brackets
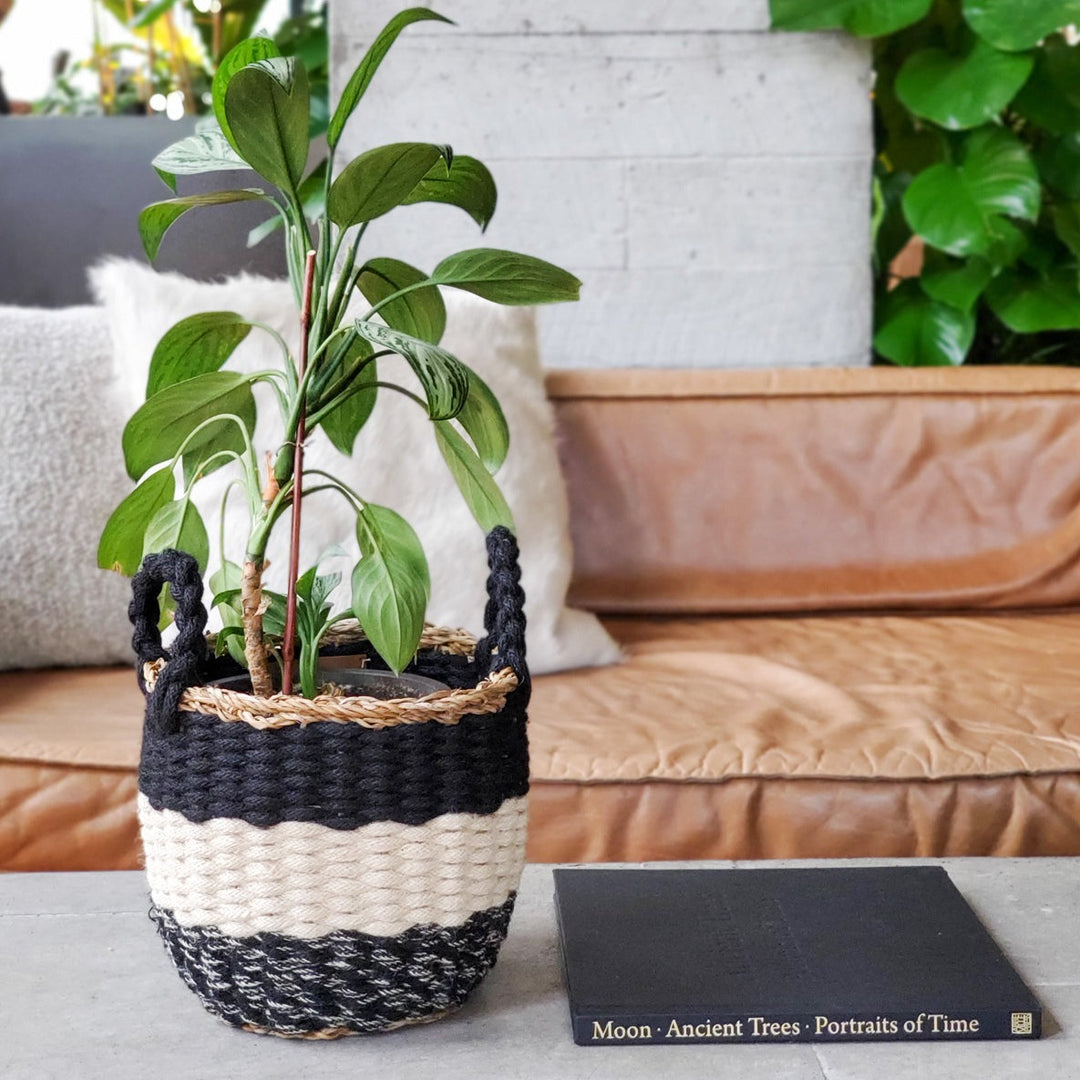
282,249,318,695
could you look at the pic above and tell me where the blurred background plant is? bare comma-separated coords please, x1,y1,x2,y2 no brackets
772,0,1080,366
2,0,325,124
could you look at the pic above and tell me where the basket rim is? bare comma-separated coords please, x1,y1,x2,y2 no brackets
142,623,518,731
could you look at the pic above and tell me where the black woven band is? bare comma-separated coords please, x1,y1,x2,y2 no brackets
138,700,529,829
151,895,516,1036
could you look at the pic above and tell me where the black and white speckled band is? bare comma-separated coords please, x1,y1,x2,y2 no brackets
150,896,517,1037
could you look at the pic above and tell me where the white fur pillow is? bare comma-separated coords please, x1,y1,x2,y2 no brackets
0,306,136,668
89,259,620,675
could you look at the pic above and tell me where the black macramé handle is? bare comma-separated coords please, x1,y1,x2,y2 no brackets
476,526,529,704
130,549,208,735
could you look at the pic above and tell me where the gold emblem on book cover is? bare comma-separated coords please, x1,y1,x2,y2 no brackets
1011,1012,1033,1035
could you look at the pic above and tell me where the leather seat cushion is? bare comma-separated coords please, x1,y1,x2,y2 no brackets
5,610,1080,868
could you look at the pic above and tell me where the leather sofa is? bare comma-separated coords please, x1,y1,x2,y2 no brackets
5,364,1080,870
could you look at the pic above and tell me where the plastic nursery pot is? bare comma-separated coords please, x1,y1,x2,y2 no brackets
209,666,450,700
129,530,530,1038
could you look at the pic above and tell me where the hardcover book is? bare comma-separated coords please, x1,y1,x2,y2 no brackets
554,865,1042,1046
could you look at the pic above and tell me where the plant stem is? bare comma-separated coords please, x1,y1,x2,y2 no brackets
282,249,318,696
241,556,273,695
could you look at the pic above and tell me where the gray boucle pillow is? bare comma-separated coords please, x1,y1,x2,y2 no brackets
0,305,135,669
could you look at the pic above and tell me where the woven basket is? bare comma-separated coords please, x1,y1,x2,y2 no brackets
129,528,530,1038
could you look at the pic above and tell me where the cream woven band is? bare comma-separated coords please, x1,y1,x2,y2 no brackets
138,794,529,939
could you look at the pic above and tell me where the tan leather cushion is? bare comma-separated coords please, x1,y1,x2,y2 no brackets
0,667,142,871
525,611,1080,861
548,367,1080,614
6,609,1080,867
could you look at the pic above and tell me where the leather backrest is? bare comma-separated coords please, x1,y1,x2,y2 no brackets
548,367,1080,614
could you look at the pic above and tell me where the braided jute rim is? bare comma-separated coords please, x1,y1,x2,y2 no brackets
143,623,518,730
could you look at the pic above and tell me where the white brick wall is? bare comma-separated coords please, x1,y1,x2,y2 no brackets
330,2,874,368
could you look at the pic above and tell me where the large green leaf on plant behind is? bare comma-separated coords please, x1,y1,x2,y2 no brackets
139,189,267,262
769,0,931,35
962,0,1080,52
122,371,257,481
328,7,453,150
146,312,252,398
430,248,581,305
213,37,281,152
986,266,1080,330
874,281,976,365
401,155,498,231
151,130,249,192
920,253,994,312
358,257,446,343
986,216,1030,268
434,421,515,532
327,143,450,227
353,320,469,420
352,503,430,674
224,57,310,193
129,0,179,28
319,355,379,455
1013,35,1080,135
902,127,1040,257
1053,203,1080,261
1038,133,1080,199
142,499,210,572
454,367,509,473
97,467,175,575
895,39,1034,130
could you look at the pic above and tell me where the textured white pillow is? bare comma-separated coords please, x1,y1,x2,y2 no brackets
0,306,136,668
89,259,620,675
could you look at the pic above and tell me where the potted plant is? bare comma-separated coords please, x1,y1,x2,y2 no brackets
99,6,579,1038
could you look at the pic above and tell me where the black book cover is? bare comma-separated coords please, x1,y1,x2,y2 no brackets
554,865,1042,1046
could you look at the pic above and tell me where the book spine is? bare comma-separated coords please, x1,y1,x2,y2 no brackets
574,1008,1042,1046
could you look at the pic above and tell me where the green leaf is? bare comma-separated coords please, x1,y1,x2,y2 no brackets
920,253,994,312
874,281,976,365
129,0,178,28
247,157,325,247
327,142,449,227
769,0,931,35
319,355,379,455
434,421,515,532
986,217,1030,267
353,320,469,420
1038,133,1080,199
142,499,210,572
454,367,509,472
352,503,430,674
962,0,1080,52
401,154,498,230
986,267,1080,330
895,39,1034,131
146,312,252,398
1052,203,1080,261
902,127,1040,257
213,37,281,152
327,7,453,150
357,257,446,343
138,189,266,262
151,130,249,192
122,371,257,481
1014,35,1080,135
224,56,310,193
430,248,581,305
97,467,175,576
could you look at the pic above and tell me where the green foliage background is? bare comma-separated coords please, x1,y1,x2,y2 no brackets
771,0,1080,366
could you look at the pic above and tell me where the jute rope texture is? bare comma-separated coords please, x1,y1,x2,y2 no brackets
142,657,517,730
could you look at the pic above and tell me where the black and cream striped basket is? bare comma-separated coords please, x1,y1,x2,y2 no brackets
129,528,530,1038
